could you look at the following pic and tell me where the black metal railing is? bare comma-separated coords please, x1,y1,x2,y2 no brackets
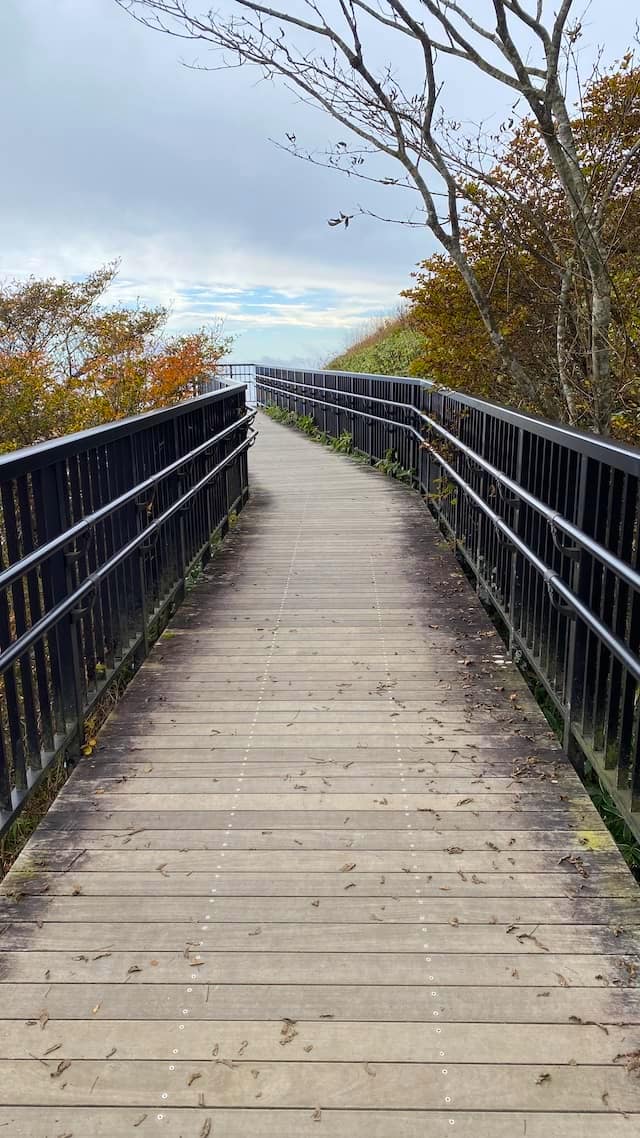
256,365,640,840
0,383,256,834
210,364,257,404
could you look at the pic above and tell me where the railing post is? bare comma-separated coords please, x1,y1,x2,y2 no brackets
46,464,86,750
507,427,525,657
172,420,188,605
130,436,151,661
562,453,592,758
0,484,40,769
368,378,374,463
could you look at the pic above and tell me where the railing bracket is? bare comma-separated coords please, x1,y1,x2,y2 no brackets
550,520,580,559
545,578,576,619
65,528,95,564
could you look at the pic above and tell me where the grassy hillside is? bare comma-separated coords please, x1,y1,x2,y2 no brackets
326,313,425,376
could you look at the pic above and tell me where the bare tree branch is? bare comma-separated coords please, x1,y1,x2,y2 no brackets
115,0,637,431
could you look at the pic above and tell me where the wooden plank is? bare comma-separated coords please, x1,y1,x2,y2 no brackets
2,895,637,924
34,848,625,873
2,922,635,954
68,775,581,795
37,808,605,830
10,869,635,898
0,948,635,986
0,1110,638,1138
2,1018,637,1064
71,765,573,782
1,1059,640,1111
72,752,582,769
28,827,613,851
1,982,639,1022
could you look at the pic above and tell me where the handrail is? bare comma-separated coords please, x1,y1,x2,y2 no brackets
0,384,253,834
256,364,640,840
0,410,256,595
256,365,640,469
0,428,257,677
254,375,640,596
255,377,640,680
0,383,248,477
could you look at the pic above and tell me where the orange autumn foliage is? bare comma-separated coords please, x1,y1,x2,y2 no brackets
403,61,640,439
0,264,231,453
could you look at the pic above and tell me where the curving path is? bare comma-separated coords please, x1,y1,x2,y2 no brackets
1,412,639,1135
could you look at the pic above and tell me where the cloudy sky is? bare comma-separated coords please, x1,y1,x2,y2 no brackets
0,1,633,365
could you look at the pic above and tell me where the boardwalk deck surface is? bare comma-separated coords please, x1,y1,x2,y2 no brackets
1,412,639,1135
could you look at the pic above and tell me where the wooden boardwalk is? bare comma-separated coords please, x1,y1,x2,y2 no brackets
1,412,639,1135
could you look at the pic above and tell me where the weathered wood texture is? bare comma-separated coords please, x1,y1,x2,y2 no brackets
1,413,639,1135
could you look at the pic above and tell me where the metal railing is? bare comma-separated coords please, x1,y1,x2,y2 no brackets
256,364,640,840
213,364,257,404
0,383,255,834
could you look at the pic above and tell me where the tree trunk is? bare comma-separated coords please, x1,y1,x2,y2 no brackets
590,270,614,434
556,259,579,425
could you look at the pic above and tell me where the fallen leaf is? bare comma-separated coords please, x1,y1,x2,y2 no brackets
516,932,549,952
559,854,589,879
613,1049,640,1076
568,1015,609,1035
51,1059,71,1079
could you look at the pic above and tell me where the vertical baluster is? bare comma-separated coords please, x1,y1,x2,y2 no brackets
17,476,54,753
1,479,40,767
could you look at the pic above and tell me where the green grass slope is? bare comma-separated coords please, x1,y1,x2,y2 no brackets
326,314,425,376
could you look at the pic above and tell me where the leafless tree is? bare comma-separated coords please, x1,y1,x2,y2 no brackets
116,0,639,432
